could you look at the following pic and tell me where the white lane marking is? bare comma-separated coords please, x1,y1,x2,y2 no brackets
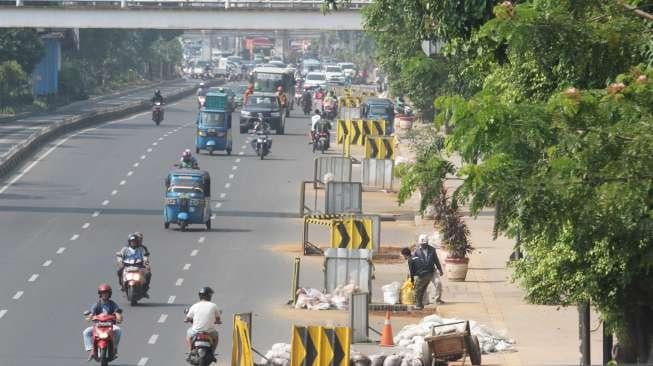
147,148,153,152
137,357,149,366
56,247,66,254
158,314,168,323
175,278,184,286
148,334,159,344
210,214,216,219
133,162,140,168
225,183,231,189
229,174,235,179
235,158,241,163
82,222,90,229
219,193,226,199
241,144,246,149
183,263,191,271
163,134,168,137
198,237,205,243
12,291,23,300
158,137,164,141
140,155,146,160
190,249,199,257
168,130,174,134
119,180,126,186
0,128,92,195
70,234,79,241
111,190,118,196
127,171,133,176
238,151,244,155
215,202,222,208
0,310,7,319
152,142,158,146
102,200,109,206
232,166,238,171
28,274,39,282
167,295,176,304
92,211,100,217
42,260,52,267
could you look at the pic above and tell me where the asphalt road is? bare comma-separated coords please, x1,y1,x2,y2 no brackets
0,91,326,365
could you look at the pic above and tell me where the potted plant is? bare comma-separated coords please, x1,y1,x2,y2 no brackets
436,193,473,281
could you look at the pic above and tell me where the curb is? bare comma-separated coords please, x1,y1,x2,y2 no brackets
0,79,221,180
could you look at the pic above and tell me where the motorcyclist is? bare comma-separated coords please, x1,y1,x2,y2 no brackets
82,284,123,360
311,109,331,144
151,89,164,104
243,84,254,105
322,90,337,115
116,233,151,297
301,86,312,114
180,149,199,169
253,114,270,134
196,82,207,97
276,86,289,117
185,287,221,359
314,86,325,101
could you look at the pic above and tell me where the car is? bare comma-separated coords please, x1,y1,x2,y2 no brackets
269,60,286,68
324,65,345,84
233,84,248,108
239,92,285,134
304,72,326,88
337,62,356,78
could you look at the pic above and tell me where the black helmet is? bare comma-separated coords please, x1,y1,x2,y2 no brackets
128,233,139,247
198,286,214,301
155,89,161,95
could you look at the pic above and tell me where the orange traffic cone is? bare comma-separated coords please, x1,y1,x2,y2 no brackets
380,311,395,347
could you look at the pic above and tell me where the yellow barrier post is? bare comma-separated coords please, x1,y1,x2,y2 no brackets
232,316,254,366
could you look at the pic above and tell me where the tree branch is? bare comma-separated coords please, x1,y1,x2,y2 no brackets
618,0,653,21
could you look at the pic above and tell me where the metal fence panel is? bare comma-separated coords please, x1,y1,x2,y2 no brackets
324,248,373,295
314,156,353,188
325,181,362,214
361,159,394,190
349,292,369,343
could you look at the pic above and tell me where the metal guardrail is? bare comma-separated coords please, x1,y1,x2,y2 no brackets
8,0,372,9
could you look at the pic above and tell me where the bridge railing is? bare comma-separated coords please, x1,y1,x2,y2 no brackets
6,0,372,9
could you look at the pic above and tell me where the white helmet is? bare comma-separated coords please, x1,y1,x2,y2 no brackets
418,234,429,245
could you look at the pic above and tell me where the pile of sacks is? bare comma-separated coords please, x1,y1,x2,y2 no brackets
294,284,359,310
261,343,291,366
394,314,515,354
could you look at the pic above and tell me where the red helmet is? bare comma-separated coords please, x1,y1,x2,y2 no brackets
277,86,284,92
98,283,112,297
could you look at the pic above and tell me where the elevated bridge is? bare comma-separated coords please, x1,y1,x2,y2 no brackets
0,0,368,29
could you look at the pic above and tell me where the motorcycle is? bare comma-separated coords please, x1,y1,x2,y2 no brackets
84,312,118,366
312,130,329,153
152,102,164,125
184,308,221,366
119,262,149,306
322,99,337,120
250,118,272,160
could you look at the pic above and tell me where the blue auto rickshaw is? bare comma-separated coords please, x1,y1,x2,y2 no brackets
164,169,212,232
196,92,233,155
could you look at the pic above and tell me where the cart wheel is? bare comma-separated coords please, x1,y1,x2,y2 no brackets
226,149,232,156
164,222,169,229
180,222,187,232
206,220,211,231
466,335,482,365
195,147,200,154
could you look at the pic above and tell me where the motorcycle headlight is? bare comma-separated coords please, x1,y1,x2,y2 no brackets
166,198,177,205
98,331,109,339
198,131,207,136
271,112,280,117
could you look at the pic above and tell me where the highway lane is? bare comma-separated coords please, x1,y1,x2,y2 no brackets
0,92,324,365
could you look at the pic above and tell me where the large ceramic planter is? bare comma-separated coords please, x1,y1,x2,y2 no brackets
445,257,469,282
397,115,415,130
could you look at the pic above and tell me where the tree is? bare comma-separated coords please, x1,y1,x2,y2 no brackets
0,61,32,109
0,29,44,74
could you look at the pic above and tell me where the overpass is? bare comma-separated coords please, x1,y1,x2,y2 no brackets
0,0,367,30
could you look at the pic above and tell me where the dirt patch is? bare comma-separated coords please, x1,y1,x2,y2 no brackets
370,306,441,319
373,246,405,264
266,243,304,254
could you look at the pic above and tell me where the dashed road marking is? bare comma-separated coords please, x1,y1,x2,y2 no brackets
137,357,149,366
92,211,100,217
111,190,118,196
183,263,191,271
82,222,90,229
158,314,168,323
147,148,153,152
241,144,246,149
167,296,176,304
190,249,199,257
133,162,140,168
119,180,126,186
168,130,174,134
56,247,66,254
12,291,23,300
28,274,39,282
70,234,79,241
42,260,52,267
219,193,226,199
175,278,184,286
232,166,238,171
225,183,231,189
235,158,241,163
152,142,158,146
158,137,164,141
229,174,235,179
0,310,7,319
211,213,216,219
238,151,244,156
141,155,146,160
148,334,159,344
102,200,110,206
215,202,222,208
198,237,205,243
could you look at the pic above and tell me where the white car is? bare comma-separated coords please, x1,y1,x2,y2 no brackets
324,65,345,84
304,72,326,88
337,62,356,78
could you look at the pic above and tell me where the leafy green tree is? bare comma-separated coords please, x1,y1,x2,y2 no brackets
0,29,44,74
0,61,33,109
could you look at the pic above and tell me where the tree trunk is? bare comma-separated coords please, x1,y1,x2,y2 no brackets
614,305,653,363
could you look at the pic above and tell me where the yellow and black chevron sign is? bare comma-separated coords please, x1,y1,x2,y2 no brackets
331,218,373,250
360,120,385,136
336,119,348,144
291,326,351,366
364,136,395,160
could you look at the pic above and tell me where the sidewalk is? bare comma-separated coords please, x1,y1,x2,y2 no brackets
0,78,200,178
363,122,604,365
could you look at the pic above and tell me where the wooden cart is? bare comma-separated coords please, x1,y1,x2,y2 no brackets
424,321,482,366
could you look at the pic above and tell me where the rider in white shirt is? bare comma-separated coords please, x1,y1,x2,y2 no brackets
185,287,221,356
